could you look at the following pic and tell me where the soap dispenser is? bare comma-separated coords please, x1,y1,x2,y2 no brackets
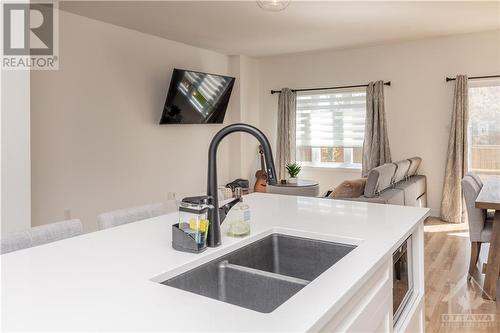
226,187,251,237
172,196,212,253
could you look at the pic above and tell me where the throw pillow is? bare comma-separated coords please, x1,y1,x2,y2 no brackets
329,178,367,199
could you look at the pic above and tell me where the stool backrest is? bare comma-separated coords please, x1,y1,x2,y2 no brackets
97,203,164,230
1,219,83,254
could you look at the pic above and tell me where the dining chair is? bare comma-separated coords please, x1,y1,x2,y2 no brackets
461,176,493,276
1,219,83,255
466,172,483,188
97,203,165,230
466,172,495,220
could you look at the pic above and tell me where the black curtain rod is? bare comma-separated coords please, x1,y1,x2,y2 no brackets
446,74,500,82
270,81,391,94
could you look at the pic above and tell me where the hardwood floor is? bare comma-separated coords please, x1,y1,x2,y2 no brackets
424,217,499,332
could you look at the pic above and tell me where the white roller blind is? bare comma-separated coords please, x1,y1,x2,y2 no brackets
296,88,367,148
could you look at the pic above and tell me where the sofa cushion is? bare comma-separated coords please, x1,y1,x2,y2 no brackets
340,196,387,204
330,179,367,199
364,163,397,198
407,157,422,176
341,188,404,205
393,160,411,183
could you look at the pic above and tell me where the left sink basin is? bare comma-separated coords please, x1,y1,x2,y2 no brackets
161,233,356,313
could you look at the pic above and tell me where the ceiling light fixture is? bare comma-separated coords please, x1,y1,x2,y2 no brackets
256,0,290,12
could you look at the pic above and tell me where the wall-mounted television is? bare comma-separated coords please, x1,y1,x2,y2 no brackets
159,68,235,124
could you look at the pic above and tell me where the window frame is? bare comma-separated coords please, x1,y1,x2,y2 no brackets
295,87,366,170
467,78,500,177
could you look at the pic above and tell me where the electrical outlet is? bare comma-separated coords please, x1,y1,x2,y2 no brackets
166,192,176,201
64,209,71,220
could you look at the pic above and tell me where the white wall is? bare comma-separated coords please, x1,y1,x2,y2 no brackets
29,13,500,228
258,31,500,214
233,55,264,182
1,69,31,233
30,11,238,231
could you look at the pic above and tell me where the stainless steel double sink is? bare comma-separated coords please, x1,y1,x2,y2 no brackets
161,233,356,313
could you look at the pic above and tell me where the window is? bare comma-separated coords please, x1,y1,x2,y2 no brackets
468,79,500,177
296,88,366,169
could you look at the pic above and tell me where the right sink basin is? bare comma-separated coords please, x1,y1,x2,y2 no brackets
161,233,356,313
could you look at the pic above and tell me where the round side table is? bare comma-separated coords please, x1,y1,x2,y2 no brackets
267,179,320,197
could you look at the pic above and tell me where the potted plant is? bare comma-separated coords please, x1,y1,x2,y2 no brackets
285,162,301,183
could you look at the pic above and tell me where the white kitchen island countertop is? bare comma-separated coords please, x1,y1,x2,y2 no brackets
1,193,429,332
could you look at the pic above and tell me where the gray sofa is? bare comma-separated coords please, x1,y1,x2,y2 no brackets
342,157,427,207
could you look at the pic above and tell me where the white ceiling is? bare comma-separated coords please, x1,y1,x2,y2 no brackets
61,1,500,57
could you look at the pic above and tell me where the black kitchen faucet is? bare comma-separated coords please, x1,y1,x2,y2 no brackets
206,123,277,247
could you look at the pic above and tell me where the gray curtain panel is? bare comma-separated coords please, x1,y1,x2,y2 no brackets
441,75,468,223
276,88,297,181
362,81,392,176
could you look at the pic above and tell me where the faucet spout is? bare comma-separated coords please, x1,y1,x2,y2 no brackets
207,123,277,247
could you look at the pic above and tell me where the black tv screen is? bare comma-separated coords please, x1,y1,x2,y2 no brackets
159,69,235,124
